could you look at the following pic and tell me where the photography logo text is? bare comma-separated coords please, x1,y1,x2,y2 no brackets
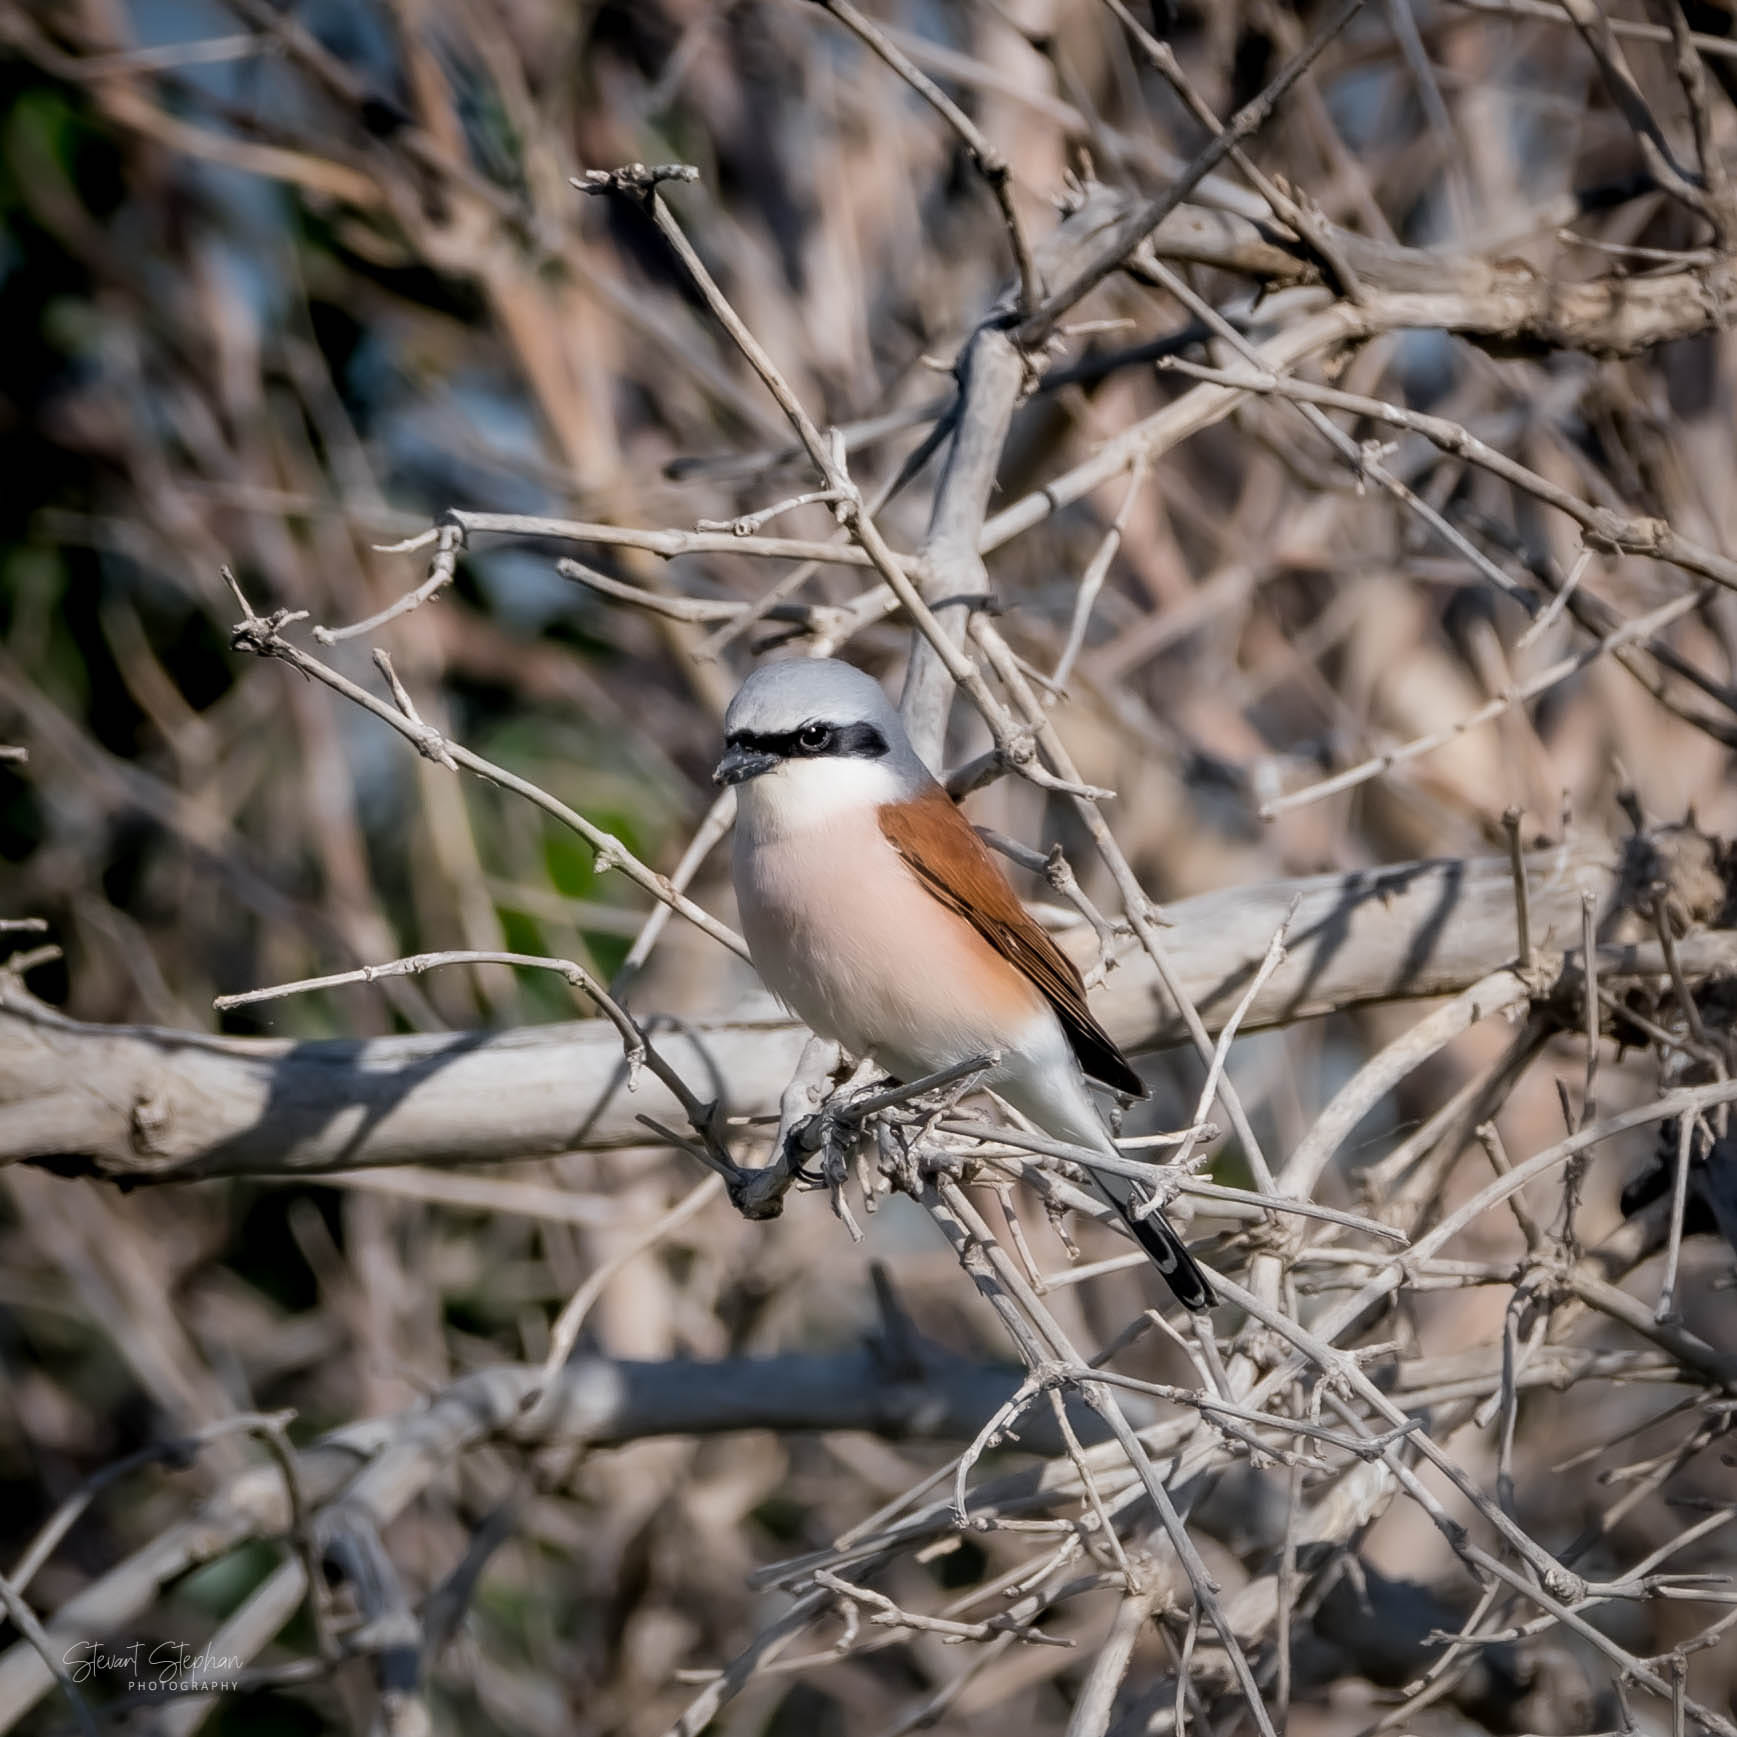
64,1640,245,1694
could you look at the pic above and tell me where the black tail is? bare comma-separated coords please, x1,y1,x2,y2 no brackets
1115,1200,1216,1312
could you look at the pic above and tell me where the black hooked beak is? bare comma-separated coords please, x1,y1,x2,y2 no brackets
713,742,779,786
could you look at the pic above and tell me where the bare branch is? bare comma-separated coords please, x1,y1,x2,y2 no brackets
7,836,1728,1182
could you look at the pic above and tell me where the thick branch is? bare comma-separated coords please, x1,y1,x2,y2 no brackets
2,833,1726,1182
0,1343,1122,1732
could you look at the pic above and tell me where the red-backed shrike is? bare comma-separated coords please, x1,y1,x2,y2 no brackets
715,658,1213,1312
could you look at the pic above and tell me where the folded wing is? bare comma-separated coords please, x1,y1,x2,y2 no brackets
879,786,1146,1099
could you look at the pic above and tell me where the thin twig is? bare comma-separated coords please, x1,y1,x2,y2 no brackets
613,790,736,992
1655,1110,1697,1325
526,1174,725,1416
211,945,744,1180
1158,354,1737,596
314,519,462,644
1555,0,1726,238
222,579,750,961
1581,890,1602,1125
0,1573,98,1737
1015,0,1368,346
1052,458,1149,690
1259,590,1704,817
809,0,1040,313
1503,808,1535,974
1651,890,1711,1050
1162,903,1295,1182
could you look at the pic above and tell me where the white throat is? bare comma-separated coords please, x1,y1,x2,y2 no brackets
735,755,910,841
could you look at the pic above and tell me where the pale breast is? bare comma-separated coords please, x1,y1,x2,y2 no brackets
732,807,1047,1080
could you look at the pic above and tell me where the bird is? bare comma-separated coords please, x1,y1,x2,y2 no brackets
714,657,1214,1312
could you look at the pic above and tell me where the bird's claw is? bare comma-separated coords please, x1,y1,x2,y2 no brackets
784,1094,864,1189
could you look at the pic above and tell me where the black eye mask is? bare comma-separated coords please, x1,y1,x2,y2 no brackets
725,722,889,761
712,720,889,786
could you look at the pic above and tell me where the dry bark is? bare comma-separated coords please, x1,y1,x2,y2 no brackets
1,834,1705,1182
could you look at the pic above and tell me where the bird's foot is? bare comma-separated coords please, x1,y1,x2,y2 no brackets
783,1076,877,1188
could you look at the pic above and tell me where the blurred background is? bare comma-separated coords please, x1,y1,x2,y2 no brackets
2,0,1736,1732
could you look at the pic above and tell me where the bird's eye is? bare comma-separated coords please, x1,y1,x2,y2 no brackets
796,722,833,753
